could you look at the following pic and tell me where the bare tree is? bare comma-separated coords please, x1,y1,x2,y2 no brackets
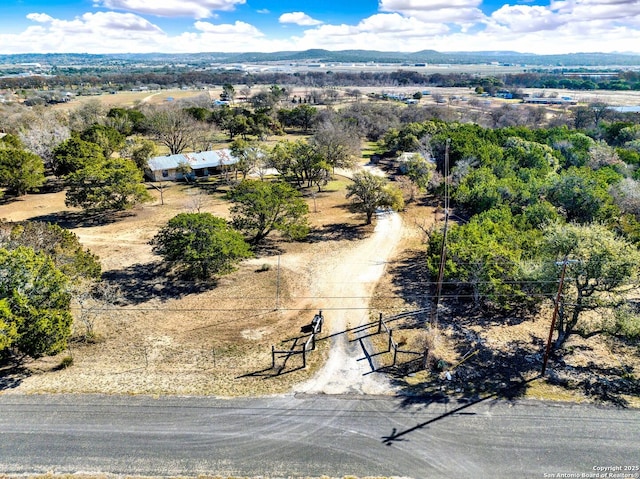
72,281,121,343
588,140,622,170
610,178,640,218
19,110,71,169
309,118,361,171
589,101,611,126
143,106,198,155
68,99,106,132
149,181,170,205
187,191,208,213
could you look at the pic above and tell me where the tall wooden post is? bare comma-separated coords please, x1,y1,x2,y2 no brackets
430,138,450,328
542,257,570,376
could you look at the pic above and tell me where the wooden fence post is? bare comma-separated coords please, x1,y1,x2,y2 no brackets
393,344,398,366
271,345,275,369
302,343,307,368
388,329,393,353
378,313,383,333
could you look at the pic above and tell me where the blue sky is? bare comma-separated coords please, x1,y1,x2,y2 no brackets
0,0,639,55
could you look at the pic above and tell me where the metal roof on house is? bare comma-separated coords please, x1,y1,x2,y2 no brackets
147,149,239,171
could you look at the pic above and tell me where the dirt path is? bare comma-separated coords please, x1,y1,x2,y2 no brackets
292,207,404,395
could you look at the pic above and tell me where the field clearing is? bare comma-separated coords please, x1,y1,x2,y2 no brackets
52,85,640,115
0,177,375,396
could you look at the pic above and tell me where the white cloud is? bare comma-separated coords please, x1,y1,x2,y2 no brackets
551,0,640,22
488,0,640,36
2,0,640,54
279,12,323,26
291,13,450,50
490,5,563,32
26,13,55,23
95,0,246,19
194,20,263,35
379,0,486,23
1,12,165,53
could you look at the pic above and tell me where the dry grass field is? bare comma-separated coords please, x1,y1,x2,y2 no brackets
0,176,375,396
57,85,640,111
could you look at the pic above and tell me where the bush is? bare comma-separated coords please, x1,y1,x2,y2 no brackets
58,355,74,369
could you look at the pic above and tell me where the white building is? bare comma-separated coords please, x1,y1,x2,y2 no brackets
146,149,239,182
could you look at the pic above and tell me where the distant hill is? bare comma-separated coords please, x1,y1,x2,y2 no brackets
1,50,640,67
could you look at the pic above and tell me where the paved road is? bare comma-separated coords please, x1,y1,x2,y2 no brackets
0,394,638,478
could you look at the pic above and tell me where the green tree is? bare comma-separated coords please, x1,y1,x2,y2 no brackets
453,167,502,215
538,223,640,348
122,137,157,172
0,148,45,196
52,136,104,178
227,180,309,244
3,221,101,282
278,104,318,132
546,167,620,223
221,83,236,103
80,124,125,159
402,153,434,201
107,107,146,134
0,133,23,149
346,170,399,224
502,136,559,177
428,207,539,309
175,160,193,182
151,213,252,280
0,247,72,358
0,299,18,353
268,140,331,190
65,158,151,212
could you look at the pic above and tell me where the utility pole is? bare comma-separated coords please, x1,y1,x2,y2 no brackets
275,254,281,310
541,256,577,375
430,138,450,328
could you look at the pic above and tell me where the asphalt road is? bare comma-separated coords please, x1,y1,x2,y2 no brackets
0,394,638,479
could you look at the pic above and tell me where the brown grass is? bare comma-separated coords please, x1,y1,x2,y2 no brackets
0,176,362,396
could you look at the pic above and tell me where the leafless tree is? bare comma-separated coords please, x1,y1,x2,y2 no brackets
19,110,71,169
72,281,121,343
68,99,106,132
589,101,611,126
588,140,622,170
310,118,361,170
187,191,208,213
143,105,199,155
610,178,640,219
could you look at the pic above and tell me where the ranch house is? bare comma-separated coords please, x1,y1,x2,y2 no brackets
145,149,239,182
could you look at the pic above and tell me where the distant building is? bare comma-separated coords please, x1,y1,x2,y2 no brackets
522,97,577,105
146,149,239,182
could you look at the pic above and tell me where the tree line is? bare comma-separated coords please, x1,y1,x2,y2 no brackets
3,69,640,93
381,118,640,348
